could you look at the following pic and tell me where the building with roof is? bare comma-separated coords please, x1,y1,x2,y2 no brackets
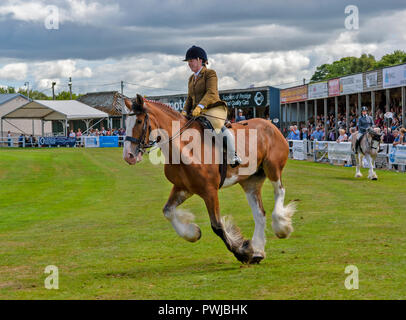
78,91,129,130
0,93,53,137
280,62,406,138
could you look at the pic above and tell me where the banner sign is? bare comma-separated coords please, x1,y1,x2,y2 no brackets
83,136,99,148
38,137,76,147
292,140,307,160
167,97,187,111
383,64,406,88
328,142,352,162
365,71,378,88
220,90,268,108
308,81,328,99
340,73,363,94
99,136,119,148
280,85,307,103
388,145,406,165
363,70,383,91
328,79,340,96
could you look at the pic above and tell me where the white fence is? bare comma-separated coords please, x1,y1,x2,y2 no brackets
287,139,405,172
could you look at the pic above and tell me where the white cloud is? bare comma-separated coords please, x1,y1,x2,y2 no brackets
0,63,28,81
0,0,121,25
1,5,405,97
31,59,92,81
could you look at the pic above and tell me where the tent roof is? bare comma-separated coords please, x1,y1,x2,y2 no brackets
2,100,108,120
0,93,29,106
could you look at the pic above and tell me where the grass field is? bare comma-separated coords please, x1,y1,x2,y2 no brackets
0,147,405,300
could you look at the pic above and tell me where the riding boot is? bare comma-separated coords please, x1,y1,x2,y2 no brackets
221,126,242,167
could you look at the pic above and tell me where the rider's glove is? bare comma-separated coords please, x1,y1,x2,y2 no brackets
192,106,203,117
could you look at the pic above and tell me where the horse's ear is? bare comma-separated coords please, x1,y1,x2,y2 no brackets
132,94,145,113
135,94,144,107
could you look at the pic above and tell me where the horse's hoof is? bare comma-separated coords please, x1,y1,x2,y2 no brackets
372,177,378,181
355,174,362,178
234,240,254,264
249,254,264,264
185,224,201,242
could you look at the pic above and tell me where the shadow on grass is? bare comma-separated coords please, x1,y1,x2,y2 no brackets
98,259,265,280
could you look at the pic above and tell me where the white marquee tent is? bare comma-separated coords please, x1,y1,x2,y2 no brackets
1,100,109,136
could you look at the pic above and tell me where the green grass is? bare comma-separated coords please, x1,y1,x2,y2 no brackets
0,147,405,299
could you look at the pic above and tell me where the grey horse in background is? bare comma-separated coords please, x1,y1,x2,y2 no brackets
351,127,383,180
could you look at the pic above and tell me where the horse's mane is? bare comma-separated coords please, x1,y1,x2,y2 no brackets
144,99,184,120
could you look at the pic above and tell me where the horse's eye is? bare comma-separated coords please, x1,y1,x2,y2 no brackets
137,120,142,124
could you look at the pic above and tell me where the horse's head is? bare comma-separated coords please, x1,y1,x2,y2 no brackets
123,94,151,165
367,127,383,153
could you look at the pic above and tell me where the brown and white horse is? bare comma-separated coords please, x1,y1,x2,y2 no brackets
123,94,295,264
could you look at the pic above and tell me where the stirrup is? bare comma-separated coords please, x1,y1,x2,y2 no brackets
230,154,242,168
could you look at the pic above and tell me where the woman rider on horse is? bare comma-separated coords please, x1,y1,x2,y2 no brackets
181,45,241,167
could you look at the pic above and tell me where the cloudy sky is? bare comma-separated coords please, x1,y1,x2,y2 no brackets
0,0,405,97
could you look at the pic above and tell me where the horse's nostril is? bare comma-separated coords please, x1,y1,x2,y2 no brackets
128,153,135,159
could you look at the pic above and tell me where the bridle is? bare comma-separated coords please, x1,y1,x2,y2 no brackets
124,112,156,154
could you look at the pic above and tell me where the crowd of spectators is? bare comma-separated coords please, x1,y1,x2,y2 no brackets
68,127,126,138
286,104,404,144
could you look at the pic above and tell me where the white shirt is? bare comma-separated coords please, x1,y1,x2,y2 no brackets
194,66,205,110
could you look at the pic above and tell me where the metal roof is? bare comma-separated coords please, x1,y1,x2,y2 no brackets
78,91,129,116
0,93,29,106
2,100,108,120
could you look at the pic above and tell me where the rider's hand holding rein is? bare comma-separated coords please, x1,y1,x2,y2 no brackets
192,106,203,117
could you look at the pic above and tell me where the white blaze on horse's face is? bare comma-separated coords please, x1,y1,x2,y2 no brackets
371,139,380,151
123,114,143,165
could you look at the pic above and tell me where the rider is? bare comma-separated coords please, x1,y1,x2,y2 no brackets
355,106,374,150
181,45,241,167
357,106,374,135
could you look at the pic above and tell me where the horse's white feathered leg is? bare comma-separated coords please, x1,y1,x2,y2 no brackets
163,189,201,242
366,154,378,180
355,153,363,178
245,190,266,258
271,180,295,238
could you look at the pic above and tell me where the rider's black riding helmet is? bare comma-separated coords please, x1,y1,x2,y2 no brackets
183,46,208,64
361,106,368,112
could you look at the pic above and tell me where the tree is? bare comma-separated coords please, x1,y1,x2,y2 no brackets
55,91,81,100
375,50,406,68
310,54,376,82
310,50,406,82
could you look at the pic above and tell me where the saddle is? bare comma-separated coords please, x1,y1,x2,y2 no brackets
195,116,228,189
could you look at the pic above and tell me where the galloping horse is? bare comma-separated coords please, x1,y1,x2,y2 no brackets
123,94,295,264
352,128,383,180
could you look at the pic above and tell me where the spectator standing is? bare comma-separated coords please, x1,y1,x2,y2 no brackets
301,128,308,140
336,129,348,143
398,128,406,145
236,109,246,122
7,131,12,147
383,128,394,144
